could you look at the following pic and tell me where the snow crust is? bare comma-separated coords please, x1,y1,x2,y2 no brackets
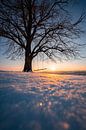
0,71,86,130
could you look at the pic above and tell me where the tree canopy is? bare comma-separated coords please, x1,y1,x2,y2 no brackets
0,0,85,71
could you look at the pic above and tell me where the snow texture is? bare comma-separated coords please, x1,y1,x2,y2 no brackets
0,71,86,130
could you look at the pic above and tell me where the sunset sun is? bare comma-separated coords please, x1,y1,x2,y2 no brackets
48,65,57,71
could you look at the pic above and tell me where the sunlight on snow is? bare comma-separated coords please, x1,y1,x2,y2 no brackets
8,72,86,101
0,72,86,130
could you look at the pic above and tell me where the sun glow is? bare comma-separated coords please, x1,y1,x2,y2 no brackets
48,64,57,71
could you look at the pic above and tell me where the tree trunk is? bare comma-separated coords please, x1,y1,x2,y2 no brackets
23,50,32,72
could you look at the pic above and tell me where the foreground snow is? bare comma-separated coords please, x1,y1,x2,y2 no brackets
0,71,86,130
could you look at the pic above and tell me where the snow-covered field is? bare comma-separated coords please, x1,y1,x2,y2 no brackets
0,71,86,130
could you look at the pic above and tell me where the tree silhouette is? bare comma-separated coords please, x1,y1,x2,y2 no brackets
0,0,85,72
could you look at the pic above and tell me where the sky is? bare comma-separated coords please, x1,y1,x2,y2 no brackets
0,0,86,71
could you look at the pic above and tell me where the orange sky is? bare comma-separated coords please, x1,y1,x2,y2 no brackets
0,58,86,72
0,64,86,72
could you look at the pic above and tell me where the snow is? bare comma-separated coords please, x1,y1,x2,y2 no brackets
0,71,86,130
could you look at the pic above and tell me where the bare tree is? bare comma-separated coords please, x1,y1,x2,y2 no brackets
0,0,85,72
